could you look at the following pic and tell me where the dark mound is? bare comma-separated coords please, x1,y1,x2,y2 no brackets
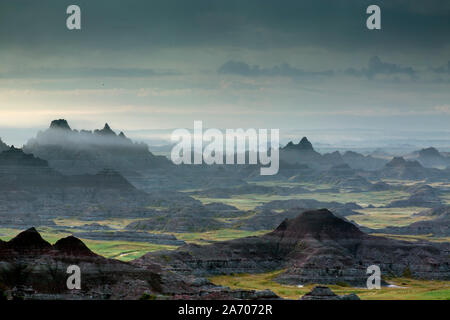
50,119,71,130
300,286,360,300
0,146,48,167
53,236,96,256
270,209,364,240
419,147,441,158
135,209,449,286
5,227,52,251
386,157,422,168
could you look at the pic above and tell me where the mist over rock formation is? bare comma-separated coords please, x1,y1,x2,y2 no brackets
284,137,315,151
407,147,450,168
341,151,387,171
280,137,325,169
280,137,387,171
49,119,71,130
0,146,48,167
0,147,200,228
24,119,171,175
378,156,445,180
134,209,450,286
0,138,8,152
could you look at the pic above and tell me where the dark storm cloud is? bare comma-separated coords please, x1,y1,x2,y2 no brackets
345,56,416,79
0,0,449,53
218,61,333,78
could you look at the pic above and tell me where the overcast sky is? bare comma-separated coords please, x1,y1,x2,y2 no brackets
0,0,449,146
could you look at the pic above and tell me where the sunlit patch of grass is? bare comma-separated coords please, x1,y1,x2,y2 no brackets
247,181,334,191
53,217,148,230
380,179,425,186
170,229,269,245
440,193,450,205
210,270,450,300
194,190,410,211
77,239,177,261
372,233,450,243
347,207,432,229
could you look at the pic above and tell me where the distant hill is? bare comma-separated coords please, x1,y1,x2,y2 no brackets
280,137,386,171
280,137,330,169
377,156,447,180
0,147,199,228
406,147,450,168
24,119,171,175
342,150,387,170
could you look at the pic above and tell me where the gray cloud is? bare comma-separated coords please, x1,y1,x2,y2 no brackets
432,61,450,74
218,61,333,78
0,67,181,79
219,56,417,80
345,56,416,79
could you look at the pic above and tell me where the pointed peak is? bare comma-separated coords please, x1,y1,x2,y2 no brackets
54,236,96,257
283,137,314,151
95,123,116,135
297,137,314,151
7,227,52,250
50,119,71,130
300,136,310,143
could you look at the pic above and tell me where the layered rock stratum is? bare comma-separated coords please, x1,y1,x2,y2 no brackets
134,209,450,286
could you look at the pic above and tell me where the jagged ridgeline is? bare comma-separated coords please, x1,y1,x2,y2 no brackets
279,137,388,171
23,119,171,175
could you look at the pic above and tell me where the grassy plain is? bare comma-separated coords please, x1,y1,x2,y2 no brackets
210,270,450,300
194,189,410,211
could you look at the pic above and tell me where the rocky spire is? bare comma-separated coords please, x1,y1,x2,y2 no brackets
297,137,314,151
96,123,116,135
283,137,314,151
6,227,52,250
49,119,71,130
